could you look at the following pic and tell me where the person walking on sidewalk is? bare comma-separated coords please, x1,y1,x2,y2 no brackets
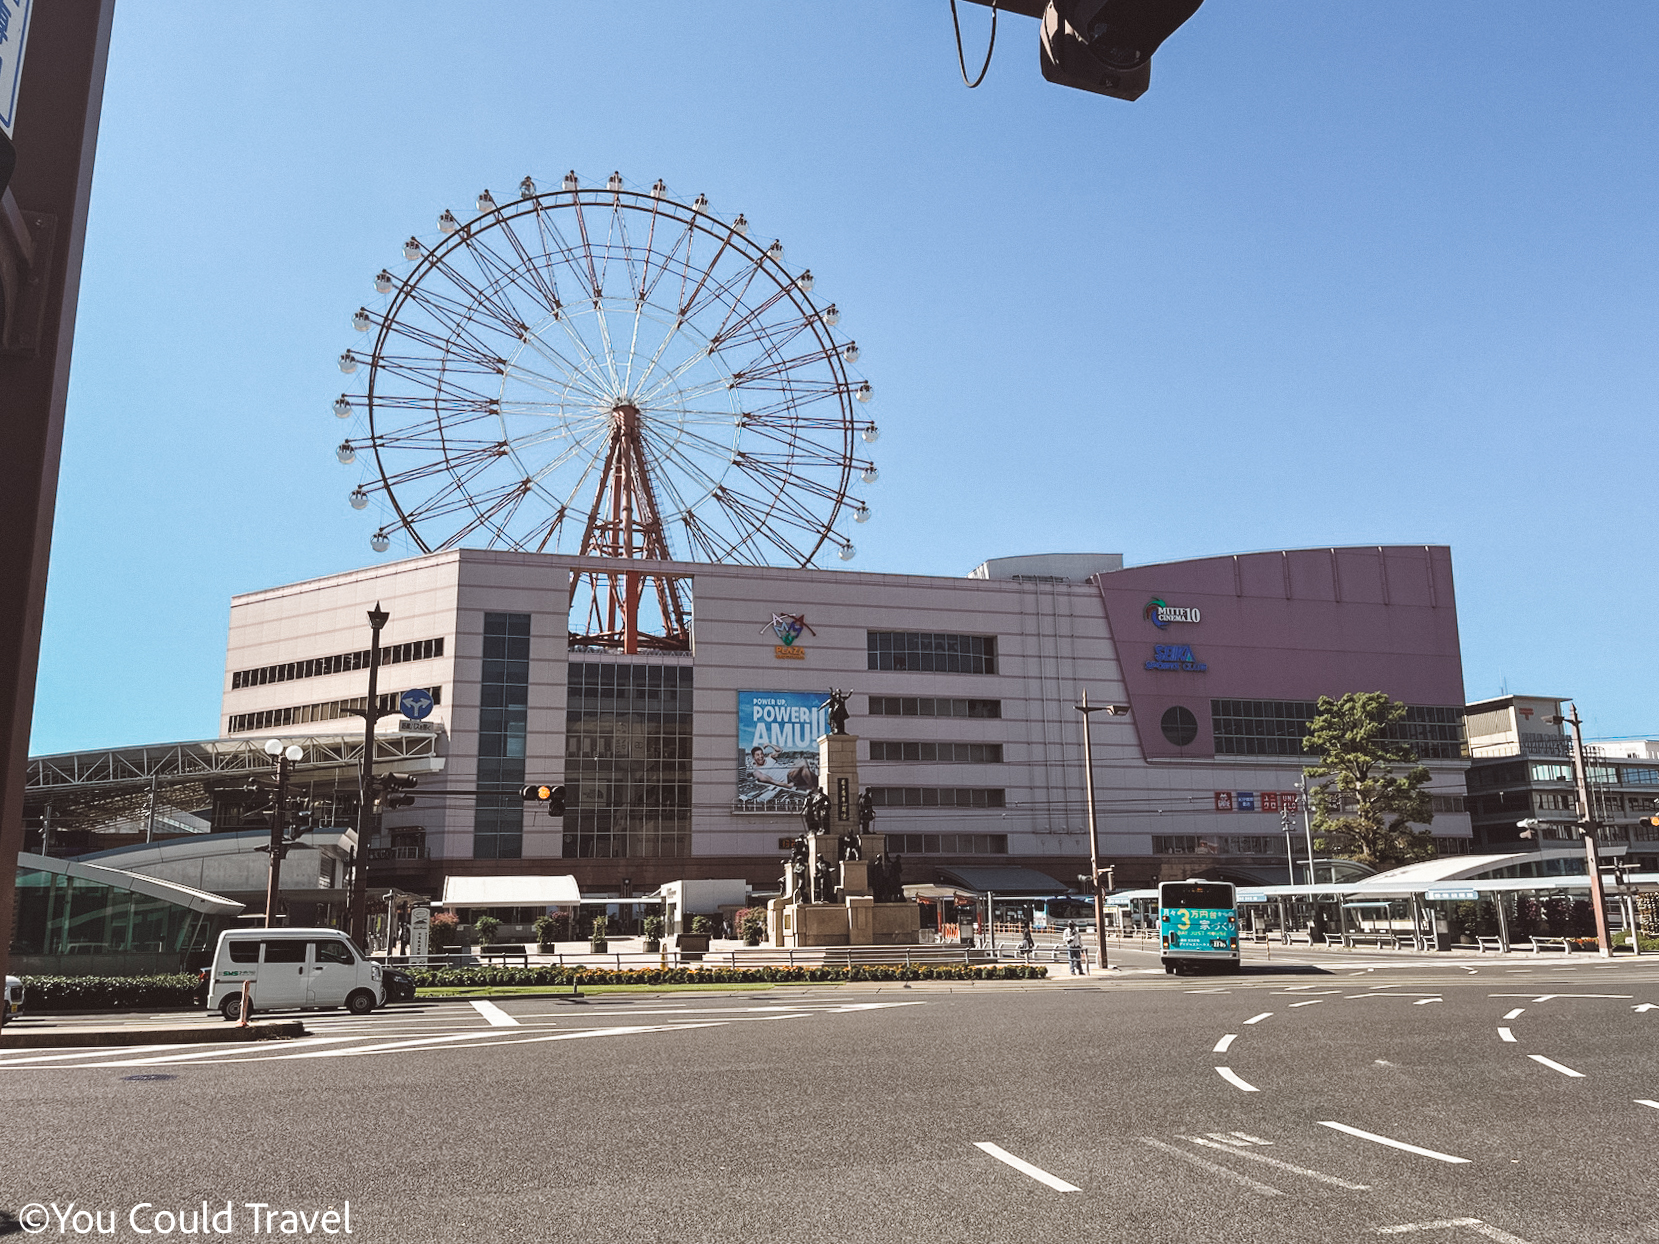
1064,922,1085,975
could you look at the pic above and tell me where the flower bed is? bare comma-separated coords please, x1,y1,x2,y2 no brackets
410,962,1047,988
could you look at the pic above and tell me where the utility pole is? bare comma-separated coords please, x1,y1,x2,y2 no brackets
345,604,390,945
1075,691,1129,973
1298,773,1317,887
261,739,304,927
1556,702,1612,959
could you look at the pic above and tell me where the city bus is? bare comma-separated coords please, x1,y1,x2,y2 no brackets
1159,879,1239,974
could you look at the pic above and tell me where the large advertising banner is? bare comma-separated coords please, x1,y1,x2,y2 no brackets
736,690,827,813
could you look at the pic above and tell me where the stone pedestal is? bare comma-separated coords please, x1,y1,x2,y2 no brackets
846,895,876,944
767,897,787,947
840,859,870,897
819,732,860,832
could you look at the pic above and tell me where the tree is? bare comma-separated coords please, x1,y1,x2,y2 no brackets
1302,692,1436,870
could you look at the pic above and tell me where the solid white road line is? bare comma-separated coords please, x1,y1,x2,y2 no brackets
0,1043,197,1066
1138,1137,1281,1197
1215,1066,1259,1092
1213,1034,1236,1053
1527,1054,1584,1078
1244,1012,1272,1025
1317,1121,1470,1164
1183,1135,1369,1189
1375,1219,1532,1242
1634,1100,1659,1110
1497,1027,1516,1043
470,1000,520,1027
971,1142,1080,1192
1503,1008,1525,1020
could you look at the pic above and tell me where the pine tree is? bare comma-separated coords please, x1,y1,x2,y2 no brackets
1302,692,1436,870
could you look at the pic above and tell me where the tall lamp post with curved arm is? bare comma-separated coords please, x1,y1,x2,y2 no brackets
343,604,389,944
1076,691,1130,971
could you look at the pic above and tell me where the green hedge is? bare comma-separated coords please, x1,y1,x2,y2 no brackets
20,974,204,1012
411,963,1047,988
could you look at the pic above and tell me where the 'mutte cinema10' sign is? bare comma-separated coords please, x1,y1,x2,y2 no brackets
1144,597,1200,628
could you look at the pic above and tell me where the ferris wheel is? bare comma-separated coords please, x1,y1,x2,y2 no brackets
333,170,878,650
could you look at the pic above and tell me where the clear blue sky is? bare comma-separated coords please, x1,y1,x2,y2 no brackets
31,1,1659,753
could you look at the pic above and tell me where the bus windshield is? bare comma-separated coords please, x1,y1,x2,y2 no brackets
1162,882,1235,910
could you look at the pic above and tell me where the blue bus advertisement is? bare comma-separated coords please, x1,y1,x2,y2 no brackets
1159,880,1239,975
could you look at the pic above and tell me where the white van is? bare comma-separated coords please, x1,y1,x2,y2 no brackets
208,928,384,1021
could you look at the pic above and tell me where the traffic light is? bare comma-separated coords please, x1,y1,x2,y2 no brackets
520,783,567,816
377,773,418,810
1039,0,1205,101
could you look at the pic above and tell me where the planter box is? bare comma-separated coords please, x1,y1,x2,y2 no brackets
675,933,709,961
590,940,608,954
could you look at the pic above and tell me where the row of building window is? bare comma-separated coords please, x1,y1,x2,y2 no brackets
868,741,1003,764
867,631,997,675
883,833,1007,855
868,787,1006,809
1152,835,1282,856
1469,760,1659,790
1208,699,1466,760
867,696,1002,719
231,637,445,690
227,686,442,734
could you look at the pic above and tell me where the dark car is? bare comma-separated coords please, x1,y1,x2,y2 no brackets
382,966,417,1004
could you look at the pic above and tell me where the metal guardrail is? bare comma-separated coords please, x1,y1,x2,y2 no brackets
382,944,1001,971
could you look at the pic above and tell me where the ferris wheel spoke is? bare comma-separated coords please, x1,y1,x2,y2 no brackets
711,308,819,360
488,212,567,316
518,422,615,487
435,479,535,550
463,223,563,322
422,247,533,343
508,335,616,404
709,487,814,564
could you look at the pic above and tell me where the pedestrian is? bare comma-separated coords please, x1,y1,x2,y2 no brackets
397,918,410,956
1064,922,1084,975
1018,924,1034,960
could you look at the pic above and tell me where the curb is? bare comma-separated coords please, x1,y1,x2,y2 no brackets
0,1020,305,1049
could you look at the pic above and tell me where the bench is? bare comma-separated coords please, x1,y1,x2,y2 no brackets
1529,936,1575,954
1341,933,1399,950
478,947,530,966
1283,930,1314,946
1475,936,1506,953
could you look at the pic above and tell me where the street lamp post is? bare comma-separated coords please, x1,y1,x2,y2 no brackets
344,604,390,945
1075,691,1130,973
262,738,305,928
1552,702,1613,959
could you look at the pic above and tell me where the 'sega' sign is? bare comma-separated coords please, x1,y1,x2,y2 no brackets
0,0,32,139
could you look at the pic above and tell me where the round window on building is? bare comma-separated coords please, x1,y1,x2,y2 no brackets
1160,706,1198,747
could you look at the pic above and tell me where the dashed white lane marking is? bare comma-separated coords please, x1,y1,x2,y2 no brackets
971,1142,1080,1192
470,1000,521,1027
1215,1066,1259,1092
1213,1034,1237,1053
1634,1099,1659,1110
1289,1000,1322,1008
0,1043,198,1066
1182,1135,1370,1189
1527,1054,1584,1078
1635,1004,1658,1013
1413,998,1443,1006
1205,1131,1272,1146
1244,1012,1272,1025
1489,994,1631,1002
1502,1008,1525,1019
1497,1027,1517,1043
1138,1137,1280,1197
1317,1121,1470,1164
1375,1218,1533,1242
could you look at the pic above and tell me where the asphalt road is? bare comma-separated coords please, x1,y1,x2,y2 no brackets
5,952,1659,1243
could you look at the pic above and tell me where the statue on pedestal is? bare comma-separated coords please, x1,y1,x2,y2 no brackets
838,832,861,862
869,853,905,903
858,788,875,833
813,857,834,904
824,688,851,736
802,788,832,836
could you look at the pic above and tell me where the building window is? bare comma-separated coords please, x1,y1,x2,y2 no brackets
867,631,997,675
1211,699,1465,760
1430,794,1466,813
563,662,692,859
1625,767,1659,786
884,833,1007,855
227,686,441,735
868,697,1001,719
1152,835,1277,855
868,741,1003,763
1160,706,1198,747
473,614,529,860
231,637,445,690
868,787,1005,809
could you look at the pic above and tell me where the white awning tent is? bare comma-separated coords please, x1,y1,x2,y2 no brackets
440,875,582,906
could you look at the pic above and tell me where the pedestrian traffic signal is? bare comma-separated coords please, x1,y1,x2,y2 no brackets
1039,0,1205,101
521,783,567,816
377,773,418,810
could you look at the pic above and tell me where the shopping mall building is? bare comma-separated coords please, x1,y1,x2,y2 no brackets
216,544,1473,899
